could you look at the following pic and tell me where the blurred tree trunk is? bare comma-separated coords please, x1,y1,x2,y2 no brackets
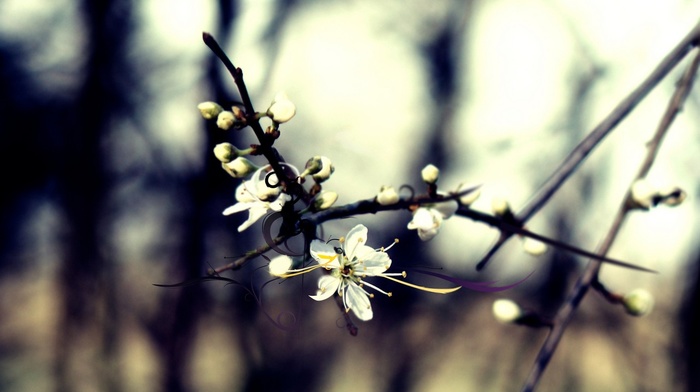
53,1,133,391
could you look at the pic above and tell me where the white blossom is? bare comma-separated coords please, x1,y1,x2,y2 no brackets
407,200,458,241
309,225,398,321
222,166,294,232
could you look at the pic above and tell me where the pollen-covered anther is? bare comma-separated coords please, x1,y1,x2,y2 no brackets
387,292,393,297
401,271,407,278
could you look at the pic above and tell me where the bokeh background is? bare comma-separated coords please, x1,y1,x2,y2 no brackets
2,0,700,391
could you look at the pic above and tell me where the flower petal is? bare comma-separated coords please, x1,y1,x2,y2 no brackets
345,283,373,321
435,200,458,219
407,208,434,230
222,202,253,215
309,275,340,301
310,240,340,268
344,224,368,260
356,251,392,275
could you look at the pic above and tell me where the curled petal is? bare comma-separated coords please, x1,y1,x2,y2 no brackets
310,240,340,268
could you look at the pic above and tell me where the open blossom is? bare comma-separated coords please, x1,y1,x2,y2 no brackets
407,200,458,241
222,166,294,232
309,225,398,321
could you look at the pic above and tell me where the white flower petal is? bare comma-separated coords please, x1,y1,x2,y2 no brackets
344,224,368,260
357,251,391,274
434,200,458,219
222,202,253,215
407,208,435,230
310,275,340,301
310,240,340,268
345,283,373,321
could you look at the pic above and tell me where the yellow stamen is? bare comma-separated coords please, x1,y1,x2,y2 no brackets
278,264,325,278
380,275,461,294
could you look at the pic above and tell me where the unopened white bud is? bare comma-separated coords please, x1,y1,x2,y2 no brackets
522,237,548,256
421,164,440,184
456,183,481,206
377,186,400,205
491,197,511,216
622,289,654,316
659,186,686,207
630,179,656,209
213,143,239,163
197,101,224,119
267,92,296,123
492,299,523,324
269,255,293,277
222,157,258,178
216,111,236,130
313,191,338,210
312,156,334,183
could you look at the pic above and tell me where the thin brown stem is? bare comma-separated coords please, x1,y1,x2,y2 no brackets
207,234,291,275
521,44,700,392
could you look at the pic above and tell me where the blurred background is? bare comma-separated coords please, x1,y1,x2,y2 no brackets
1,0,700,391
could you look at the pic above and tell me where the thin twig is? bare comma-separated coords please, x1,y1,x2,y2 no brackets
202,32,292,188
207,234,291,275
476,20,700,271
521,43,700,392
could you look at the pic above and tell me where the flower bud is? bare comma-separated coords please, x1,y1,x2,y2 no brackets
313,191,338,210
267,92,296,123
216,110,236,130
658,186,686,207
456,183,481,206
421,164,439,184
622,289,654,316
492,299,523,324
197,101,224,119
491,197,511,216
222,157,258,178
312,156,334,183
213,142,240,163
630,179,656,209
377,186,399,205
522,237,548,256
299,156,323,179
269,255,293,277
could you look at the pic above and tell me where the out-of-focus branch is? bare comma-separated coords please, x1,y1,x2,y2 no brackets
476,19,700,271
521,43,700,392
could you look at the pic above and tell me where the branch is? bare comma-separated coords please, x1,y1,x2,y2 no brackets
521,42,700,392
476,19,700,270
